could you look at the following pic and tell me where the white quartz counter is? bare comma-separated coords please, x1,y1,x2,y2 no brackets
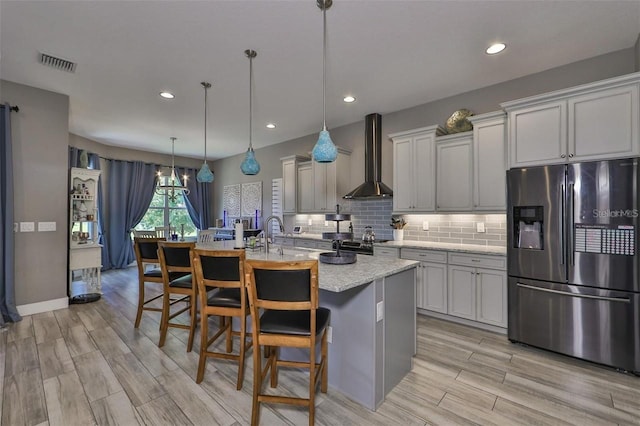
196,240,418,293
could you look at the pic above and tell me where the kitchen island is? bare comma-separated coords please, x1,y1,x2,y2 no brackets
197,240,419,410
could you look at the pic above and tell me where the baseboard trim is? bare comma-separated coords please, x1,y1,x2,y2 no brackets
417,309,507,334
17,297,69,316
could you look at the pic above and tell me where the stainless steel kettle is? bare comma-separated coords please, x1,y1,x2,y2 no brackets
362,226,375,244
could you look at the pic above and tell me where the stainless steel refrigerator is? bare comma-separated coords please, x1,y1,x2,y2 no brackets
507,158,640,374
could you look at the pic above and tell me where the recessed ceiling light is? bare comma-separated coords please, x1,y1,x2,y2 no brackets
266,123,276,129
486,43,506,55
343,95,356,103
159,91,175,99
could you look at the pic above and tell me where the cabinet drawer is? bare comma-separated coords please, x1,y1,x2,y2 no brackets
375,247,400,258
401,248,447,263
70,247,101,270
294,239,317,249
447,253,506,270
316,241,333,250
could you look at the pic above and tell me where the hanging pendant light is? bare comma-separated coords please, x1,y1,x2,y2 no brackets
312,0,338,163
197,81,215,183
156,137,190,203
241,49,261,175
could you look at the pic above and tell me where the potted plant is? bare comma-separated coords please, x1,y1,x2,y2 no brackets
390,216,406,241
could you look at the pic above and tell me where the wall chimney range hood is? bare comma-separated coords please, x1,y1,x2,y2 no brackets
343,113,393,199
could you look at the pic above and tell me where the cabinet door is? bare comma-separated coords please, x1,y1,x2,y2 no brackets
476,268,507,327
436,135,473,211
282,158,297,213
474,118,506,210
414,133,436,211
569,84,639,161
422,262,447,313
297,163,313,213
393,137,414,212
313,162,328,211
447,265,475,320
509,101,566,167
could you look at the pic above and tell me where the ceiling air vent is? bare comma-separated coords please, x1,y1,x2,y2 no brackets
38,52,77,73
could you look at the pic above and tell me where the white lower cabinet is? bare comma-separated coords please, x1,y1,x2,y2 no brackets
447,253,507,328
401,248,447,314
401,247,507,329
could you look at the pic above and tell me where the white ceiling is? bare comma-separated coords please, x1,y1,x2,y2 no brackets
1,1,639,161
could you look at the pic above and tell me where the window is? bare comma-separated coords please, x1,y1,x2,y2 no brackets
136,176,197,237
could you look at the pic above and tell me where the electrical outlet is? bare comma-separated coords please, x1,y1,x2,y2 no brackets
422,221,429,231
38,221,56,232
307,218,313,226
324,221,329,227
476,222,486,233
326,326,332,343
376,301,384,322
20,222,35,232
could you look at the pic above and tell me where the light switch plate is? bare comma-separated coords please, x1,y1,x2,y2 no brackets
307,218,313,226
38,221,56,232
326,326,332,343
376,301,384,322
422,221,429,231
476,222,486,233
14,223,18,233
20,222,35,232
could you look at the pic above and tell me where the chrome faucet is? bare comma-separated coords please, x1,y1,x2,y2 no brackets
264,215,285,254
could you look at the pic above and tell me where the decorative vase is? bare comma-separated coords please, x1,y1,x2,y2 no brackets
393,229,404,241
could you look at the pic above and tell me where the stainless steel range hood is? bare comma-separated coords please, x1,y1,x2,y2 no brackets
343,113,393,199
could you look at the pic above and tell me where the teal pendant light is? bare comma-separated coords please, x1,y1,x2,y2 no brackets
241,49,261,175
312,0,338,163
197,81,214,183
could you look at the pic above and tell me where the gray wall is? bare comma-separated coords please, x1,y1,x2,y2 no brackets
211,48,636,225
635,34,640,72
2,80,70,305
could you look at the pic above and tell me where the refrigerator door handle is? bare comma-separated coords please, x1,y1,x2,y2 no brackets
560,183,566,265
516,283,631,303
568,183,575,265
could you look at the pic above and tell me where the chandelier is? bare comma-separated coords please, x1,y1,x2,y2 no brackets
156,137,190,203
240,49,260,175
197,81,215,182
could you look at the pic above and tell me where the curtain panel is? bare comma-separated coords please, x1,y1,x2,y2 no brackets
178,167,212,230
107,160,157,268
0,104,22,325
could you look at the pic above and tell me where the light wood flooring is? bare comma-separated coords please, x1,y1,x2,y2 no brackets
2,266,639,425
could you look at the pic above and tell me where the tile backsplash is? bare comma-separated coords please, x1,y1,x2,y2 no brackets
285,199,506,247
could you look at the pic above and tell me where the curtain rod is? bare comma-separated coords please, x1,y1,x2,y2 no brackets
2,104,19,112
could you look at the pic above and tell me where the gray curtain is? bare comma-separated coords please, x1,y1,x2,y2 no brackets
0,104,22,325
178,167,212,230
69,147,110,270
107,160,157,268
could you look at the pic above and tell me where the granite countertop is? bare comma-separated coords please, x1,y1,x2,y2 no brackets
375,240,506,255
196,240,419,293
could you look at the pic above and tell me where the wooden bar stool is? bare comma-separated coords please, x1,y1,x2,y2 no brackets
157,241,197,351
133,237,181,328
244,259,330,426
191,248,252,388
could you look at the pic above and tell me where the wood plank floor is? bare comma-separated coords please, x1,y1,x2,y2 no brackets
2,266,639,425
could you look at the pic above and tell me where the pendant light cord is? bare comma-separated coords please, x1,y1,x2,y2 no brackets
322,4,327,131
249,52,253,150
203,84,208,162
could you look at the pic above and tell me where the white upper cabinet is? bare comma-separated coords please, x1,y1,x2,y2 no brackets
281,155,309,214
469,111,507,211
297,147,351,213
436,132,473,211
390,125,440,213
502,72,640,168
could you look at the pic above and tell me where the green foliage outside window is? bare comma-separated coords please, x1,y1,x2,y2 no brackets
135,183,197,237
